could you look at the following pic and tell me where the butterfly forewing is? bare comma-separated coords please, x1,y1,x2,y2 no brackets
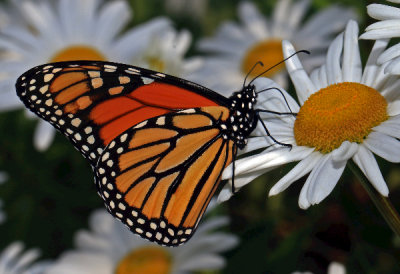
15,61,227,166
95,106,234,246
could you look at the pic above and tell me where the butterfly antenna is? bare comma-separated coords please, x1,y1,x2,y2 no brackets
243,61,264,89
257,87,294,114
248,50,310,86
255,112,292,149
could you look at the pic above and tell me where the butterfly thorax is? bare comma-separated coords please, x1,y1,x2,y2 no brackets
221,84,258,149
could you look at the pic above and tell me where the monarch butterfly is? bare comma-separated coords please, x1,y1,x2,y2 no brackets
15,60,292,246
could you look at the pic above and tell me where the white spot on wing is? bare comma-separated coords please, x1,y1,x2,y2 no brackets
141,77,154,84
156,116,165,126
44,74,54,82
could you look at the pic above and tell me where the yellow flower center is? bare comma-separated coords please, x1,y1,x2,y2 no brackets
115,247,172,274
241,39,284,78
144,55,165,72
50,45,106,62
294,82,388,153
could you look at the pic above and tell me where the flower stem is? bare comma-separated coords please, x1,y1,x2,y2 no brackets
348,161,400,237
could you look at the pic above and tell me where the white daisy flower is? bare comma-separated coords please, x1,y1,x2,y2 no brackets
191,0,356,95
0,241,50,274
45,203,238,274
221,20,400,209
0,0,170,151
131,28,203,79
360,0,400,75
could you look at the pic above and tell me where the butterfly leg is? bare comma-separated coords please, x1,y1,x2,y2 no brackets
255,112,292,149
230,144,237,194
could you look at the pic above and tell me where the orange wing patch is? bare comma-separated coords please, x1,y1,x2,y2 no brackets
155,129,219,173
95,106,234,246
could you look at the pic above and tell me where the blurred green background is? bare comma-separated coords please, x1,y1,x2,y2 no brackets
1,0,399,273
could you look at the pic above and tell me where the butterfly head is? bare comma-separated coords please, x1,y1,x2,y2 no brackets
226,84,258,149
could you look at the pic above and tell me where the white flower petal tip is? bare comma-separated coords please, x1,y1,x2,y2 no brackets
365,131,400,163
282,40,315,104
298,196,311,209
269,152,322,197
268,187,280,197
327,262,346,274
297,155,346,209
217,186,234,203
388,101,400,116
34,120,56,152
353,146,389,197
0,241,46,273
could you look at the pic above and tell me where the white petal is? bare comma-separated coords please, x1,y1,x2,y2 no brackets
362,20,400,39
377,43,400,64
217,184,233,203
298,176,312,209
327,262,346,274
331,141,358,162
34,120,56,151
326,32,343,84
282,40,316,104
388,100,400,116
383,55,400,75
373,115,400,138
175,29,192,55
306,154,346,206
94,0,131,45
238,2,269,39
366,4,400,20
113,17,171,60
271,0,291,37
74,230,109,251
194,217,229,235
380,78,400,101
0,242,23,265
342,20,362,82
286,0,310,33
178,254,225,271
269,152,322,196
352,145,389,196
362,39,390,86
9,248,40,273
0,172,8,184
253,77,300,113
224,145,313,178
294,6,355,41
188,233,238,254
364,131,400,162
45,252,112,274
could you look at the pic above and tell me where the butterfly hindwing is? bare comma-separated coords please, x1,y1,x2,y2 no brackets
15,61,228,166
95,106,235,246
